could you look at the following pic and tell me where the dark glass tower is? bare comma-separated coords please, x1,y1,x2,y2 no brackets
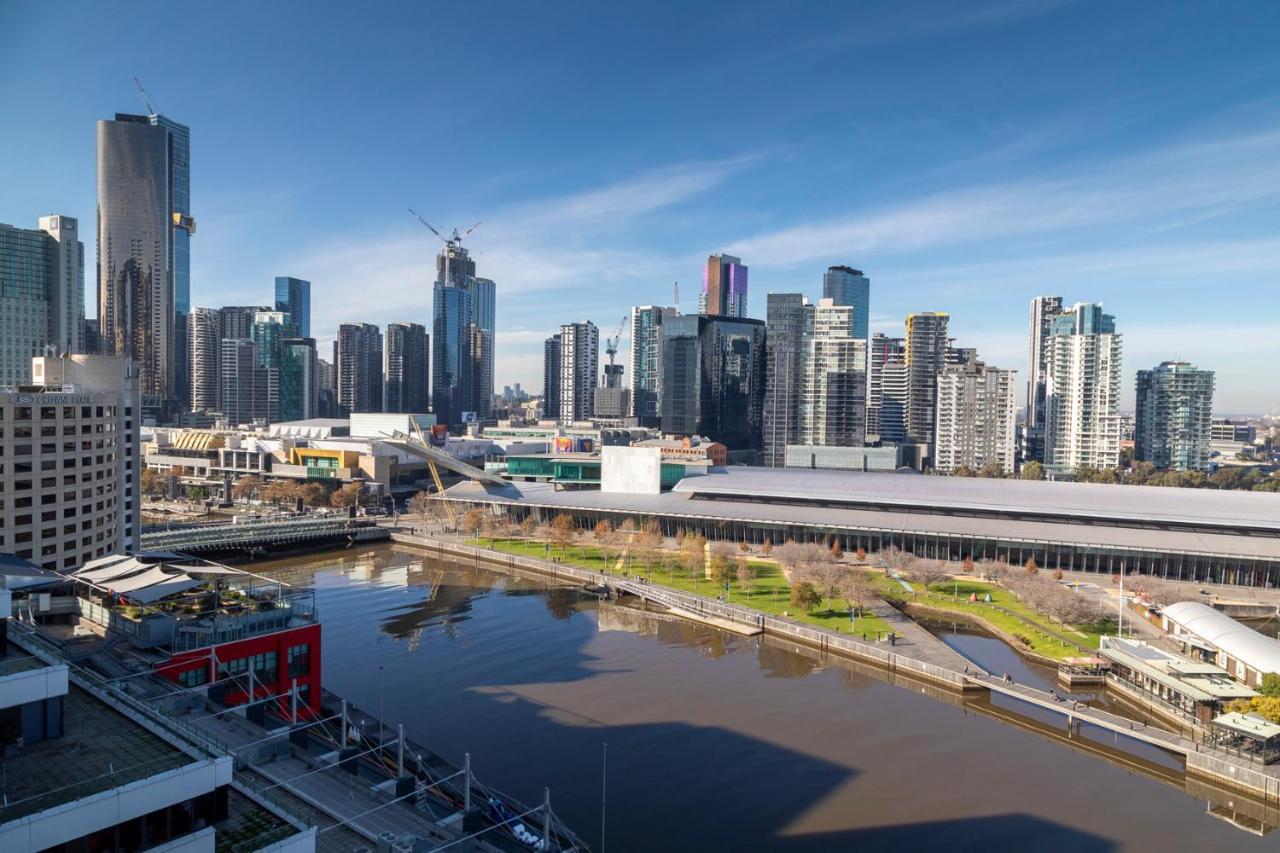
660,315,766,450
274,276,311,338
96,111,192,412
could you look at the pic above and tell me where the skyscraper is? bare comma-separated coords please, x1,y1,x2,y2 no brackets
934,361,1018,474
763,293,808,466
543,334,562,420
821,266,870,341
467,277,495,420
628,305,677,426
0,217,84,387
866,333,906,443
220,339,277,425
903,312,949,448
432,283,472,425
279,337,319,422
97,112,193,412
698,254,748,317
661,315,766,450
1043,302,1122,472
558,321,599,424
188,306,221,412
1135,361,1215,471
384,322,429,413
336,322,383,415
274,276,311,338
38,215,85,355
1024,295,1065,463
218,305,270,342
798,299,867,449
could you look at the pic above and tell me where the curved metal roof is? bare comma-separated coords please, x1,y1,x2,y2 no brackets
1163,601,1280,675
671,468,1280,532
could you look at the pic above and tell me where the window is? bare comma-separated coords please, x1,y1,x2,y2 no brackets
287,644,310,676
179,668,209,688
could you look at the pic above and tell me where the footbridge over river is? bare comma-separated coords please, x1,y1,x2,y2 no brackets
141,515,390,555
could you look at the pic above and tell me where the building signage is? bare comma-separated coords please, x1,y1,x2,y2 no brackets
6,393,94,405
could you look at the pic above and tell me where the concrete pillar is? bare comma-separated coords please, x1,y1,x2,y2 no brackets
341,699,349,747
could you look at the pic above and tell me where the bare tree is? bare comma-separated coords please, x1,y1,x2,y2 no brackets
907,559,951,590
593,520,616,568
550,514,577,555
735,558,756,597
839,569,876,618
681,533,708,579
634,521,663,579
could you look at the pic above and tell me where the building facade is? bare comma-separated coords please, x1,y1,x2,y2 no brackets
0,218,84,388
799,299,867,449
558,321,599,424
934,361,1018,474
660,315,766,450
220,339,277,426
384,321,429,413
97,113,193,413
336,322,382,415
866,333,906,444
543,333,562,420
279,337,318,422
904,312,949,449
821,265,869,341
1043,302,1122,472
188,306,221,412
432,241,477,427
467,277,495,421
1024,295,1065,463
763,293,807,466
698,254,748,317
629,305,676,426
1,355,141,570
273,276,311,338
1135,360,1215,471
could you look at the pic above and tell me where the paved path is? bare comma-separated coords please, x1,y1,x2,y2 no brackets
861,597,986,673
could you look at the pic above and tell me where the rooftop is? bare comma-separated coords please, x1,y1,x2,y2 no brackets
670,467,1280,533
1099,636,1256,702
1214,712,1280,742
1163,601,1280,675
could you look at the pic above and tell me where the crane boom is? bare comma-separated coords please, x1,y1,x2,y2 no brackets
133,76,157,116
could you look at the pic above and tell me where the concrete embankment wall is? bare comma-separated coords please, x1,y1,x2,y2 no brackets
391,533,977,694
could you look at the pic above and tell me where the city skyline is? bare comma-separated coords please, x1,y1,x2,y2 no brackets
3,2,1280,411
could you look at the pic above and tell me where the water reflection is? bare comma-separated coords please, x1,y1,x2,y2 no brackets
243,544,1280,849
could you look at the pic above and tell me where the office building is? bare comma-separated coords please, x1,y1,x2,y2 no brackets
1135,361,1215,471
82,318,100,354
763,293,808,466
97,112,193,411
1024,295,1065,462
384,321,429,413
1,354,141,568
279,337,319,422
698,254,748,317
251,310,292,369
558,321,599,424
468,276,495,421
0,218,83,387
543,333,562,420
188,306,221,412
866,333,906,443
431,239,475,426
904,312,949,449
821,265,870,340
1043,302,1123,472
273,276,311,338
219,339,277,426
799,299,867,449
336,322,382,415
660,315,766,450
934,360,1018,475
316,357,338,419
218,304,269,341
629,305,677,426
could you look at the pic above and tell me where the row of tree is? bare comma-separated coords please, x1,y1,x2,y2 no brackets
956,459,1279,492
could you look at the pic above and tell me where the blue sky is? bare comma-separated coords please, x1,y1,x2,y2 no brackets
3,1,1279,412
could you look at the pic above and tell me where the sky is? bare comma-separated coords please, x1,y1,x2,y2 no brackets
2,0,1279,413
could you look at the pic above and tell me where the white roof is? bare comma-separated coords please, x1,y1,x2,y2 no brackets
1164,601,1280,675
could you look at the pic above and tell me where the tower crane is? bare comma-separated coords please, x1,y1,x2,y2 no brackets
604,315,628,368
408,208,482,248
133,77,158,116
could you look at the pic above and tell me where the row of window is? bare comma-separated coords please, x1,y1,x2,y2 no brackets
3,405,115,421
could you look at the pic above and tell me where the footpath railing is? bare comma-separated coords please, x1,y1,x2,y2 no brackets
395,533,971,691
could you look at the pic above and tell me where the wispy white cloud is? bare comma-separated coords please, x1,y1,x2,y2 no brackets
726,128,1280,269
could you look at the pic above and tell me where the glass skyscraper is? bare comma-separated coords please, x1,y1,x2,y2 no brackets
628,305,676,426
274,276,311,338
432,283,472,425
97,111,193,411
822,265,870,341
660,315,766,450
467,277,495,420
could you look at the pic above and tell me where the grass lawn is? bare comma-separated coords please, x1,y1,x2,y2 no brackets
473,537,894,638
871,573,1107,661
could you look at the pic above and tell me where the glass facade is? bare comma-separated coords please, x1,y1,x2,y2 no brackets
822,266,870,341
0,224,53,387
432,283,472,425
274,276,311,338
660,315,766,450
154,115,192,412
279,337,317,421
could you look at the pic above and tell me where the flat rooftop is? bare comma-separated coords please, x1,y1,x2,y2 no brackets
672,468,1280,533
0,684,192,823
446,478,1280,562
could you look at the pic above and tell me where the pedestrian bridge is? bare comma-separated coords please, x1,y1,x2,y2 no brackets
141,516,389,554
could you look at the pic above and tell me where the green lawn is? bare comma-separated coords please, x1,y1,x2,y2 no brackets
872,574,1109,661
474,537,893,638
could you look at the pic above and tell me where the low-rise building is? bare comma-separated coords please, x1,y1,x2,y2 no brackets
1098,635,1255,725
1162,601,1280,688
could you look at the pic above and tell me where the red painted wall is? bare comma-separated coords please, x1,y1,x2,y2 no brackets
156,623,323,718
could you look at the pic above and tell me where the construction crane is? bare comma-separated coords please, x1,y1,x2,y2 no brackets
604,315,628,368
133,76,158,116
408,208,482,249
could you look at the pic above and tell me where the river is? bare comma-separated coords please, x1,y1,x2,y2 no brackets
250,543,1280,851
